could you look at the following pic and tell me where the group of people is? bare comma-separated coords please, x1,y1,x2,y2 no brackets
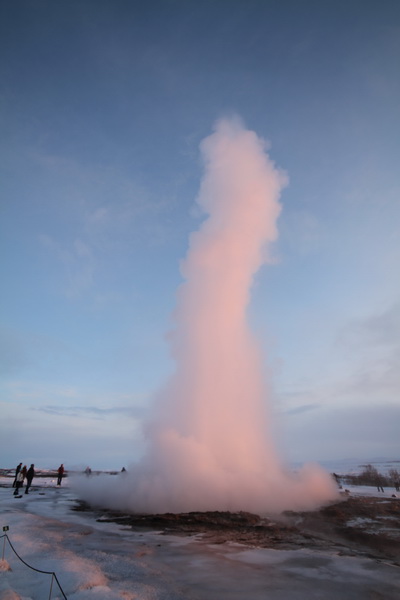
12,462,65,495
13,463,35,496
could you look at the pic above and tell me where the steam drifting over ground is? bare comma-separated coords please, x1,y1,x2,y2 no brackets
77,118,338,513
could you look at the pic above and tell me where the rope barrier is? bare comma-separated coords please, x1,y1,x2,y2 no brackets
0,533,67,599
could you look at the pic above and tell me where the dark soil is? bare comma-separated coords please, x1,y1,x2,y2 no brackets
72,493,400,565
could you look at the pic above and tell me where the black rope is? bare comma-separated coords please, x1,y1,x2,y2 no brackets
1,534,67,599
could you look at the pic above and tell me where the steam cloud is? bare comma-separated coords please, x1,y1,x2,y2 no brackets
77,117,338,513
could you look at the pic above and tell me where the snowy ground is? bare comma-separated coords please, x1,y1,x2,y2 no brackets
1,476,400,599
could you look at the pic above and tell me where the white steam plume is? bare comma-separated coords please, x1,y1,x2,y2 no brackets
77,117,338,513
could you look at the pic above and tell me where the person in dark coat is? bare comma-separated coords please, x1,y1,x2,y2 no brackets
25,464,35,494
13,463,22,487
57,464,64,486
376,474,385,493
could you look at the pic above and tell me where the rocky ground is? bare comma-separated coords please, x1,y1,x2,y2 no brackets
73,493,400,566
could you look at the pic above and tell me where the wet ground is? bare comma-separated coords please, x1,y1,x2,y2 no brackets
74,493,400,566
1,481,400,599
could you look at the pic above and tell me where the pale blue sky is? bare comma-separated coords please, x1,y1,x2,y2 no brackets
1,0,399,469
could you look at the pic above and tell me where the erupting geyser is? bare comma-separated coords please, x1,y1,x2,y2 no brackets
78,117,338,513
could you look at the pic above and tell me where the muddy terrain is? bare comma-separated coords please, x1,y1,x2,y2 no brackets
73,493,400,565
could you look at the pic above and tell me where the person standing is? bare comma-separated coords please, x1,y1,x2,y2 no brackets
57,464,64,486
25,464,35,494
12,463,22,487
376,474,385,493
13,469,24,496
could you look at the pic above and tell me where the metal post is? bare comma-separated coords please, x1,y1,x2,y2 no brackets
2,536,6,560
48,573,54,600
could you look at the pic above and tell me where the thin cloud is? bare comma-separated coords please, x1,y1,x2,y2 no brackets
279,209,323,257
285,403,320,416
7,380,78,404
0,327,30,375
38,235,95,298
335,302,400,402
33,405,147,419
339,302,400,349
283,402,400,462
33,150,175,246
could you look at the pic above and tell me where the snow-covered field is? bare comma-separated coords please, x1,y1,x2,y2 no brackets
317,457,400,477
1,473,400,600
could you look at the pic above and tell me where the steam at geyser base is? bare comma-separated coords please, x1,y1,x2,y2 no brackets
77,117,338,514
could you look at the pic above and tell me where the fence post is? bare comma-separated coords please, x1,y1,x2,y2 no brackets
48,573,54,600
